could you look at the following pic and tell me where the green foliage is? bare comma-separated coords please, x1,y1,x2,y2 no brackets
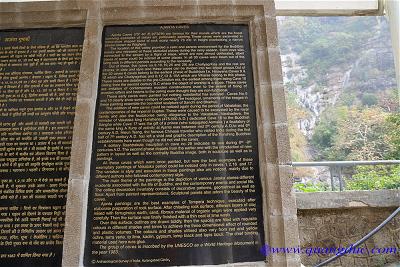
311,115,337,159
385,113,400,159
299,33,357,84
346,165,400,190
312,106,394,161
361,93,378,106
311,106,348,160
294,181,329,192
337,89,357,107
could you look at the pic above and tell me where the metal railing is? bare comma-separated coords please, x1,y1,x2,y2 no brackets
292,160,400,191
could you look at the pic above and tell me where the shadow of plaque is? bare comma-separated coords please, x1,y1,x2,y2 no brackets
85,24,265,266
0,28,84,267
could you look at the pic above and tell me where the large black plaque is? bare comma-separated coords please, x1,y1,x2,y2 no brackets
85,24,265,266
0,28,84,267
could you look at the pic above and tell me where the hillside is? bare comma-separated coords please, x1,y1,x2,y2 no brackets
277,16,399,190
277,16,398,162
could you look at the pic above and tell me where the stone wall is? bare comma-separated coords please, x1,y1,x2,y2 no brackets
296,190,400,267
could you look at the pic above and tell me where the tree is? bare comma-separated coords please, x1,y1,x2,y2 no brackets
377,88,399,112
331,107,392,160
311,106,348,160
361,93,378,106
385,113,400,159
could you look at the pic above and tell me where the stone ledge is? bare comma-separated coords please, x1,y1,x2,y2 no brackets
296,190,400,210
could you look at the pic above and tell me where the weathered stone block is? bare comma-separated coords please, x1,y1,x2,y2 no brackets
62,178,89,267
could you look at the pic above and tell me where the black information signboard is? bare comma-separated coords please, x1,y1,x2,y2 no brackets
0,28,84,267
85,24,265,266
